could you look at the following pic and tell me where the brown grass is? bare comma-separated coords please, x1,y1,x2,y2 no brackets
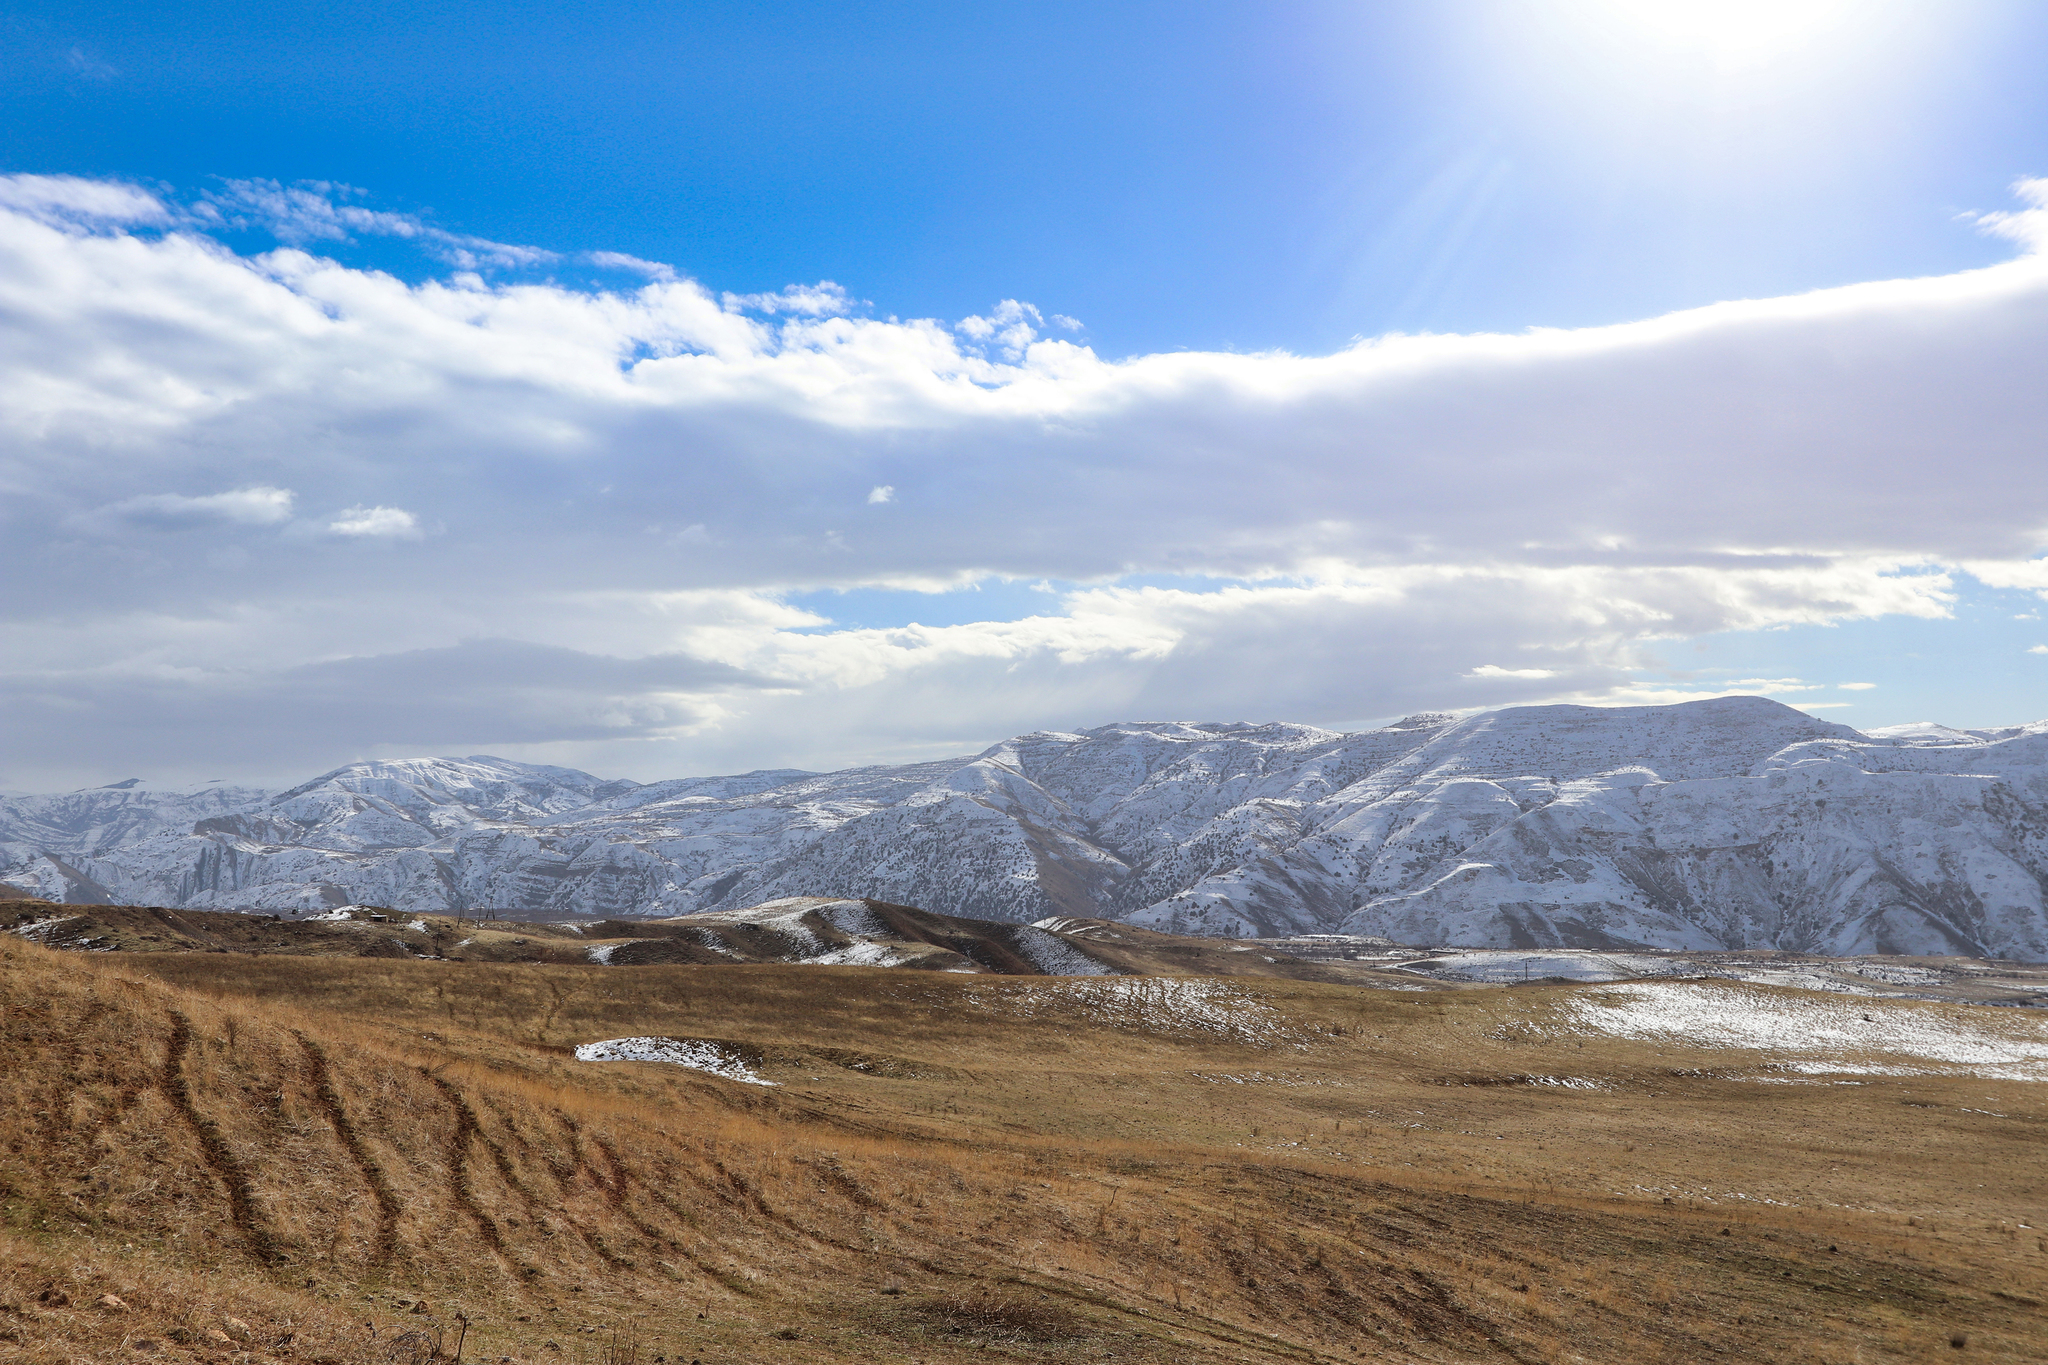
1,935,2043,1363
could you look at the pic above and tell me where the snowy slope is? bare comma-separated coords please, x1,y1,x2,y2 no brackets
0,780,273,859
1316,708,2048,958
3,700,2045,958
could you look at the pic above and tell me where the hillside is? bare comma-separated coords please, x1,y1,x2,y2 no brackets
6,696,2048,956
3,929,2045,1363
0,895,1394,983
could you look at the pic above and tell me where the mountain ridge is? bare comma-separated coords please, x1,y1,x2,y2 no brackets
5,696,2046,958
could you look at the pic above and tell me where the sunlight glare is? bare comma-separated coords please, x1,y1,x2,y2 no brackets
1583,0,1862,65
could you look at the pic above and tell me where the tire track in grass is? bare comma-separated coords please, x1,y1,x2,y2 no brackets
593,1134,681,1246
630,1179,766,1299
589,1133,754,1290
296,1034,402,1261
547,1114,637,1270
494,1098,683,1276
421,1071,509,1260
161,1011,280,1263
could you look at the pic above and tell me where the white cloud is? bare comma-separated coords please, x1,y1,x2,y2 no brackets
2,173,2047,784
1838,681,1877,690
955,299,1043,359
326,506,421,538
2030,645,2048,655
1467,665,1557,679
867,485,895,505
1964,556,2048,597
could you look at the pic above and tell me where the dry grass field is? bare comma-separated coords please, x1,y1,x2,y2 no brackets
2,930,2044,1364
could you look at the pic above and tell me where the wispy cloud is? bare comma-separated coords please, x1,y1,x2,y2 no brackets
201,180,557,269
588,251,677,281
0,175,168,228
64,47,119,82
723,281,854,316
1975,176,2048,253
79,487,295,533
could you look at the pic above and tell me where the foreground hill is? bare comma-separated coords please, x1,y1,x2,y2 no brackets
2,929,2043,1363
6,696,2048,957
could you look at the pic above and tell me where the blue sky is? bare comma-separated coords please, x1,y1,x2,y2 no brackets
11,0,2044,353
1,1,2046,786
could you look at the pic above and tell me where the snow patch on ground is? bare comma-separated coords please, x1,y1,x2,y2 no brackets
1725,970,1878,996
971,977,1292,1046
1563,982,2048,1081
586,943,623,964
573,1036,777,1085
1389,949,2008,1000
1833,961,1948,987
8,915,84,940
308,905,380,921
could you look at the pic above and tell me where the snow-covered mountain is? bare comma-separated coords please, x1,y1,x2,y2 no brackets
4,697,2045,958
0,779,274,903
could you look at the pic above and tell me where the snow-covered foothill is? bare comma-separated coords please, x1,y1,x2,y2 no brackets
1011,923,1119,976
806,940,909,967
639,896,993,970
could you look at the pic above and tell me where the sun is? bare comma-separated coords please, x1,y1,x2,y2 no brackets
1580,0,1862,65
